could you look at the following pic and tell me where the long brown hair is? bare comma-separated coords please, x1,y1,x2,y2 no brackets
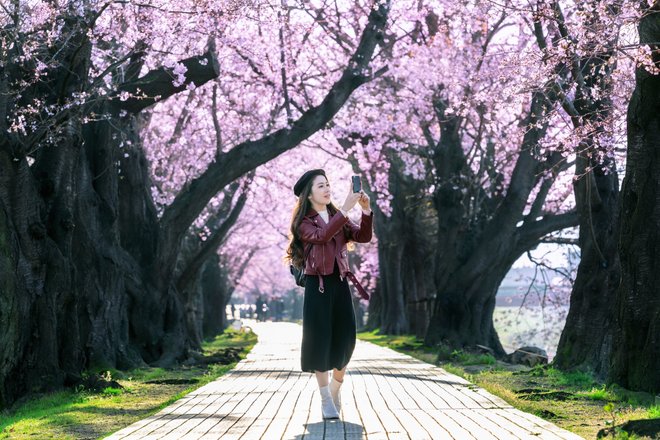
285,178,351,268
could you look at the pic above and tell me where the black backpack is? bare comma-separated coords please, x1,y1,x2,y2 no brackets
289,244,311,287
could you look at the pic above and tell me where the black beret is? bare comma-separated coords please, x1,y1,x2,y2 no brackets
294,169,326,197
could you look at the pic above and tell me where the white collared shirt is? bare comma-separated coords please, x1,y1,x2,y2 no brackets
317,209,329,223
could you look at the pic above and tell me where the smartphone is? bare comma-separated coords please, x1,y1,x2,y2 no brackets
351,175,362,193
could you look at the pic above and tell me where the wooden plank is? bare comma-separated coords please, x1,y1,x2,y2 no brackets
198,367,280,439
405,363,487,409
197,390,261,439
157,392,221,439
252,371,307,439
169,361,266,439
349,366,389,440
167,359,270,439
340,378,366,440
369,362,469,439
109,359,254,439
236,370,296,440
359,361,410,438
426,409,479,439
505,407,583,439
364,360,432,439
391,363,459,410
405,409,455,440
279,374,316,440
131,393,212,439
108,322,585,440
358,349,447,412
442,409,507,440
177,392,241,439
472,408,537,439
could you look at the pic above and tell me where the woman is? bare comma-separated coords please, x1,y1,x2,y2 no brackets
285,169,373,419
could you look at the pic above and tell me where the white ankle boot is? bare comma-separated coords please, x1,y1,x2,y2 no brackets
329,378,343,412
319,385,340,419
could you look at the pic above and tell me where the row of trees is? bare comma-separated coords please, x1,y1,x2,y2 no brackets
0,0,390,407
1,0,658,408
351,0,659,392
349,0,659,392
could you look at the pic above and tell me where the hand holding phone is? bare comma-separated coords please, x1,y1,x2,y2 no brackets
352,175,362,193
341,177,362,212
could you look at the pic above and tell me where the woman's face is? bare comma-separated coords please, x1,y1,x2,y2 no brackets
308,175,331,208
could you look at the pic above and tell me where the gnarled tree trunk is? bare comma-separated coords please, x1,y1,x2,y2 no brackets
554,158,620,375
609,3,660,393
551,0,621,377
425,90,577,354
363,150,435,335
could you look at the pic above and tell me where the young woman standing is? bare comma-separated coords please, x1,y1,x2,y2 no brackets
286,169,373,419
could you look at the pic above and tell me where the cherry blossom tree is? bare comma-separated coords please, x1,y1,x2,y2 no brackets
537,0,632,377
316,0,584,351
0,0,390,407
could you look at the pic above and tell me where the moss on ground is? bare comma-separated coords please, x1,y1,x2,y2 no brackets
358,329,659,440
0,327,257,439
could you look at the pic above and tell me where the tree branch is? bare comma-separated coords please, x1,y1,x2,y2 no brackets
550,2,588,93
167,91,196,147
540,237,579,245
516,210,579,252
176,178,251,293
482,87,557,238
114,47,219,114
231,247,259,289
524,150,568,222
157,1,390,273
211,85,223,155
124,39,149,83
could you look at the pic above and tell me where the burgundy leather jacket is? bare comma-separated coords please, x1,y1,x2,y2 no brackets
298,208,373,292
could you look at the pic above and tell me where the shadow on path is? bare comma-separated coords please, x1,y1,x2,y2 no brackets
288,420,364,440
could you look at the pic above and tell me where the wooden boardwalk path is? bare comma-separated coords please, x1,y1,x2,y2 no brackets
107,321,583,439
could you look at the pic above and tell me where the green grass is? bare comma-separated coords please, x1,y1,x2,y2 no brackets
357,328,658,440
543,367,596,388
612,431,643,440
576,386,618,402
449,350,497,365
358,329,429,352
0,327,257,439
101,387,124,397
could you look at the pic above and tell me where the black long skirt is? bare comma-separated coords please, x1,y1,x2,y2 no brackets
301,262,356,372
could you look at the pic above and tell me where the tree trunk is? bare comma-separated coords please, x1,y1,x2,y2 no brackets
547,1,622,376
365,277,383,330
177,181,248,347
370,166,409,335
554,159,619,375
0,39,219,406
609,3,660,393
425,90,577,354
401,239,434,339
362,149,436,335
425,236,514,355
0,23,142,406
377,231,407,334
201,255,231,338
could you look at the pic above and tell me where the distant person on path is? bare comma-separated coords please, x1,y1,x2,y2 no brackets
286,169,373,419
255,296,264,321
